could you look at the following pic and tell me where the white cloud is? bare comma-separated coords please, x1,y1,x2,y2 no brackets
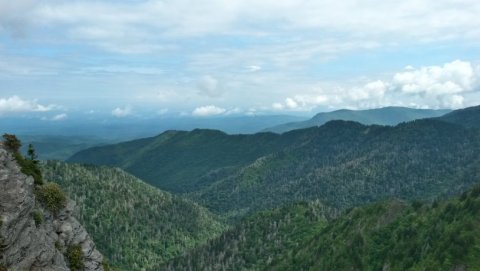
272,102,284,110
0,96,56,115
273,60,480,111
83,65,164,75
111,105,132,117
225,107,242,115
192,105,226,117
246,65,262,72
285,98,298,109
393,60,476,95
197,75,223,97
51,113,68,121
12,0,476,55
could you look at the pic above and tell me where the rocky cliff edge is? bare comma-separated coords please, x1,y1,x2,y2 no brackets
0,142,104,271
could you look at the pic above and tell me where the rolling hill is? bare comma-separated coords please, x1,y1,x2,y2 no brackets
262,106,451,133
68,106,480,220
166,184,480,271
437,105,480,129
162,201,336,271
68,129,289,193
42,161,226,271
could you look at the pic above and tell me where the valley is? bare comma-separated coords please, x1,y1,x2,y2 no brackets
2,105,480,271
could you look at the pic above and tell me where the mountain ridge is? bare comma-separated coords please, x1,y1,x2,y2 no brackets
262,106,451,133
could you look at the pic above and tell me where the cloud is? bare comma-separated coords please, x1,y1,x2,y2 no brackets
246,65,262,72
9,0,475,55
0,96,56,115
272,102,284,110
393,60,476,95
51,113,68,121
82,65,164,75
192,105,226,117
111,106,132,117
0,0,38,37
197,75,223,97
285,98,299,109
273,60,480,111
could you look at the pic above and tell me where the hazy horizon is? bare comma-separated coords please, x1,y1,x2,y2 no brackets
1,0,480,123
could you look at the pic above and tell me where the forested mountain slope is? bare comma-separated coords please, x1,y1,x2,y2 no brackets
269,185,480,271
69,106,480,220
168,184,480,271
437,105,480,129
192,119,480,218
162,201,336,271
42,161,226,271
68,130,286,193
263,106,450,133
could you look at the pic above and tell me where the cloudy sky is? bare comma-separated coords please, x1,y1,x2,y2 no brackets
1,0,480,119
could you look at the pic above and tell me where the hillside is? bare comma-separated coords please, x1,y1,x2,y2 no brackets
68,130,287,193
437,105,480,129
270,185,480,270
162,201,336,271
262,106,451,133
68,106,480,220
42,161,226,271
192,119,480,218
167,184,480,271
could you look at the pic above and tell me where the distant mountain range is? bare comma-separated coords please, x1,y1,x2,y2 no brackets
262,106,451,133
68,105,480,220
26,104,480,270
1,114,307,141
19,135,110,160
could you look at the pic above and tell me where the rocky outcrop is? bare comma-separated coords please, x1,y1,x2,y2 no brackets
0,143,104,271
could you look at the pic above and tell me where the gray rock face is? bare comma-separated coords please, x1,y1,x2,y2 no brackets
0,143,104,271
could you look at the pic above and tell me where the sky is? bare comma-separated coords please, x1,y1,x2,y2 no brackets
1,0,480,120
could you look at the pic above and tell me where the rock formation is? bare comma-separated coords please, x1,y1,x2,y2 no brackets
0,143,104,271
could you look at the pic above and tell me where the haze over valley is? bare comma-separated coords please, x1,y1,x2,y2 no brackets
1,0,480,270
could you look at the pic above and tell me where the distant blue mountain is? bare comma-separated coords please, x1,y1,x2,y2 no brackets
1,114,307,140
262,107,451,133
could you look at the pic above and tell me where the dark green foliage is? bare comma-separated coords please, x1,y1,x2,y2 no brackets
14,152,44,185
2,133,21,152
192,119,480,219
27,144,38,161
166,184,480,271
32,210,44,227
42,161,226,271
2,134,43,185
102,259,112,271
55,241,61,250
264,106,451,133
437,105,480,129
163,201,335,271
66,244,84,271
35,183,67,214
68,109,480,221
69,129,286,193
268,185,480,271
